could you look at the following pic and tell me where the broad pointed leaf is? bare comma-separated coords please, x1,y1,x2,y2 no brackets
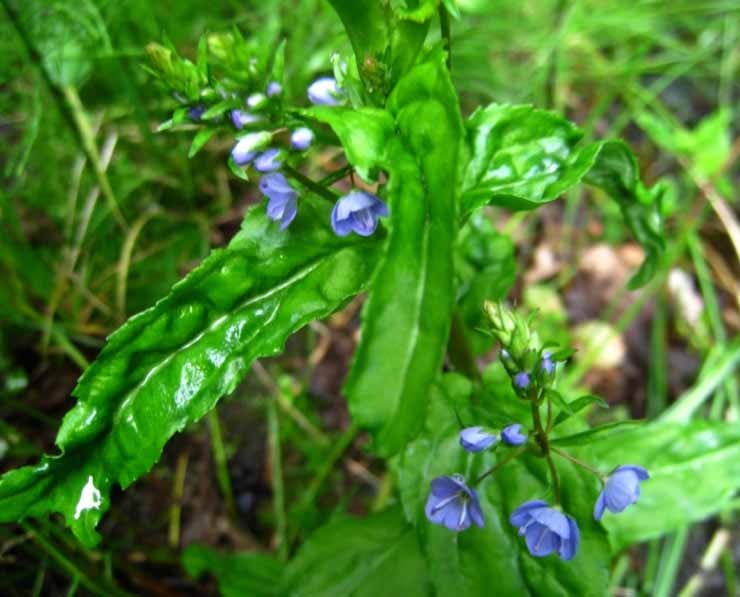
461,103,665,287
307,53,463,456
0,201,380,546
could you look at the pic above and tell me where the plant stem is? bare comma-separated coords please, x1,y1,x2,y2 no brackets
318,164,353,187
552,447,604,480
267,400,288,561
439,4,452,70
282,164,339,202
474,446,527,485
530,394,561,503
208,410,236,518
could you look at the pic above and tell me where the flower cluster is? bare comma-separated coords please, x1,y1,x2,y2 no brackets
226,75,387,237
425,303,649,561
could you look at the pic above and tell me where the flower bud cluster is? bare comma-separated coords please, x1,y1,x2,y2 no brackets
154,44,389,238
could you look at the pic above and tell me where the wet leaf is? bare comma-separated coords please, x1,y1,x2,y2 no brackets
0,201,380,547
461,103,665,287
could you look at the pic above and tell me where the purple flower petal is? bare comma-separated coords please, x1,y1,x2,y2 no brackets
514,372,530,389
460,426,497,452
307,77,345,106
260,172,294,196
425,475,481,533
509,500,549,527
266,81,282,97
558,516,580,561
510,501,579,561
501,423,527,446
330,191,387,237
614,465,649,481
603,469,640,513
525,524,559,557
290,127,314,150
254,148,282,172
468,489,485,528
230,109,261,129
231,137,258,165
593,491,606,521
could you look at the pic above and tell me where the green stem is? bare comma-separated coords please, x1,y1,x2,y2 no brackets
62,86,127,230
530,395,561,504
439,4,452,70
318,164,353,187
552,447,604,480
474,446,528,485
208,410,236,518
20,522,125,596
267,400,288,561
282,164,339,202
296,424,358,514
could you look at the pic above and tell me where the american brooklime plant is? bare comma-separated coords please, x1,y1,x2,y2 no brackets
1,2,738,595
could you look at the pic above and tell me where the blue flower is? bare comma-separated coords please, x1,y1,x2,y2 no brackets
254,148,283,173
331,191,388,237
510,501,579,560
230,109,261,129
231,139,258,166
541,351,554,375
307,77,345,106
459,426,497,453
247,92,267,109
594,465,649,520
425,474,484,532
514,372,530,389
259,173,297,230
501,423,528,446
266,81,282,97
290,127,314,151
188,106,206,122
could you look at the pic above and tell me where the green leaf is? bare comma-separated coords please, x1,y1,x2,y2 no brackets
302,106,395,181
391,0,440,21
553,394,609,427
461,104,665,287
188,127,218,158
283,508,429,597
396,375,610,596
227,156,250,181
201,100,236,120
582,421,740,551
550,420,643,447
546,388,573,415
268,39,286,86
0,201,380,547
454,212,516,355
345,53,463,455
549,347,577,361
196,33,209,80
183,545,284,597
308,55,463,455
327,0,430,100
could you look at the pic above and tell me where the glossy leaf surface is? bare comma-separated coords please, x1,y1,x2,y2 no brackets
396,374,611,596
0,201,379,547
582,420,740,551
461,103,665,287
308,53,463,456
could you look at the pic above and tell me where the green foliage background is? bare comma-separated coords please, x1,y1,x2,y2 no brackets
0,0,737,595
